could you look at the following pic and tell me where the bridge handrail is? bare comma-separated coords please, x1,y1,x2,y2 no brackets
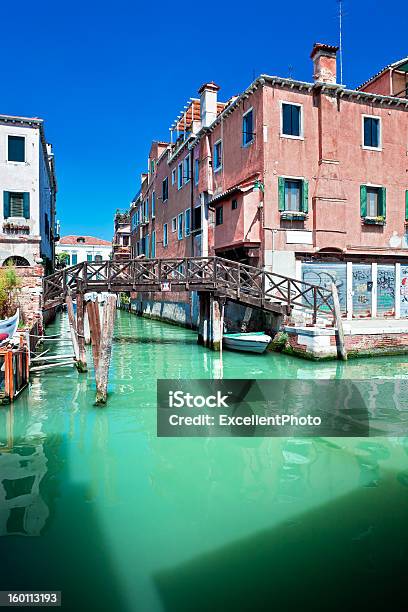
44,256,335,321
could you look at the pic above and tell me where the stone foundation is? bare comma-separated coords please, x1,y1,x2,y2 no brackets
281,322,408,360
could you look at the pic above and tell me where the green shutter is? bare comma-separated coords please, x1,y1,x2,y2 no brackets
3,192,10,218
23,193,30,219
406,190,408,221
278,177,285,211
302,180,309,214
379,187,386,218
360,185,367,218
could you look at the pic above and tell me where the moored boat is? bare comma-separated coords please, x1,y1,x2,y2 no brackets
223,331,271,354
0,309,19,346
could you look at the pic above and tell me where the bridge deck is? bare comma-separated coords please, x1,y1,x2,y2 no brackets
43,256,335,321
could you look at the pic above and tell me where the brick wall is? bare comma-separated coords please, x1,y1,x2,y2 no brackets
16,266,44,333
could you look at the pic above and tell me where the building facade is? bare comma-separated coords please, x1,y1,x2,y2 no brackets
128,43,408,321
112,211,131,262
0,114,57,274
56,235,112,266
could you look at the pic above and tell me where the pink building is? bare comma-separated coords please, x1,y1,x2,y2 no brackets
129,44,408,321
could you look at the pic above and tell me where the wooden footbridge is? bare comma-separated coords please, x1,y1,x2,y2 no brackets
42,257,336,404
44,256,334,319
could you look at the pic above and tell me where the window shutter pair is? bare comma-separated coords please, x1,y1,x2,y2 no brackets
3,192,30,218
405,190,408,221
277,178,308,212
360,185,386,217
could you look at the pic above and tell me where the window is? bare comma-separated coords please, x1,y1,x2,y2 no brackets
171,217,177,232
8,136,25,162
163,223,168,247
172,169,176,185
184,155,190,183
360,185,386,219
150,159,155,175
144,199,149,221
72,253,77,265
94,254,102,262
151,192,156,218
87,254,93,262
162,177,169,202
194,206,201,232
363,116,381,149
215,206,223,226
242,109,254,146
278,177,309,213
178,163,183,189
232,199,238,210
3,192,30,219
195,158,199,185
213,140,222,171
77,236,85,243
284,180,302,211
185,209,191,236
281,103,302,137
177,213,183,240
145,234,149,257
151,230,156,257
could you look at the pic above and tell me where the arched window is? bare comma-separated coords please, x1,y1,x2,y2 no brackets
3,256,30,267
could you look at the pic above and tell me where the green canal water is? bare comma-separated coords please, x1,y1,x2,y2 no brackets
1,310,408,611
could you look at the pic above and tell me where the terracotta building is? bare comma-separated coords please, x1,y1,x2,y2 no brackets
129,43,408,321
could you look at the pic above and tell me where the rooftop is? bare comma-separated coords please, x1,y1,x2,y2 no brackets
59,235,111,246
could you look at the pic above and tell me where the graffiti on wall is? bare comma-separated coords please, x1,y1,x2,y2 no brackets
352,265,372,317
400,266,408,318
302,264,347,312
377,266,395,317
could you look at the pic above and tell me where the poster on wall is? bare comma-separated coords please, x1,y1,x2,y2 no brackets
400,265,408,318
377,265,395,318
352,265,372,318
302,263,347,312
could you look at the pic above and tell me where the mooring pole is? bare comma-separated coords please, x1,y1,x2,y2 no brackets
66,293,80,362
95,294,117,405
75,292,88,372
331,283,347,361
86,298,102,381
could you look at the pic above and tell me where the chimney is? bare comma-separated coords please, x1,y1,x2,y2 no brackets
311,43,339,84
198,82,220,128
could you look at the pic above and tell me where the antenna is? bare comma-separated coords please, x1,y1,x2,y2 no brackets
338,0,344,84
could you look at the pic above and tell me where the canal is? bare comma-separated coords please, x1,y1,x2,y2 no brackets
1,309,408,611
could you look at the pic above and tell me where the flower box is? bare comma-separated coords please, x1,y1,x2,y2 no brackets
363,216,385,226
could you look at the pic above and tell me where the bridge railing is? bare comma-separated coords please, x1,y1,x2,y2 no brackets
44,256,335,321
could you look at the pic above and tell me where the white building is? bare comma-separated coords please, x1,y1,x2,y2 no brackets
56,235,112,265
0,114,57,273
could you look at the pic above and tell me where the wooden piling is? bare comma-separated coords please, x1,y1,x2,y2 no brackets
86,299,102,376
75,293,88,372
95,294,117,405
66,294,80,362
331,283,347,361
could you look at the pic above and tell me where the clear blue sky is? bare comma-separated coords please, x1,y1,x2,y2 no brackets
2,0,406,240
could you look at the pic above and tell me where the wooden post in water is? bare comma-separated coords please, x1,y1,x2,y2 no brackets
95,294,117,405
66,293,80,362
331,283,347,361
85,293,117,405
75,293,88,372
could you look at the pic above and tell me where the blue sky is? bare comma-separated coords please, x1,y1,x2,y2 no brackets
2,0,406,240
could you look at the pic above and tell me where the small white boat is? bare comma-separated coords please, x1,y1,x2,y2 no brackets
0,309,19,346
223,331,272,354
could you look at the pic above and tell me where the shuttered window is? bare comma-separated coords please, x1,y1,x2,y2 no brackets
278,178,308,213
8,136,25,162
3,192,30,218
215,206,223,226
162,177,169,201
405,190,408,221
360,185,386,218
282,103,302,137
242,109,254,146
363,117,380,149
